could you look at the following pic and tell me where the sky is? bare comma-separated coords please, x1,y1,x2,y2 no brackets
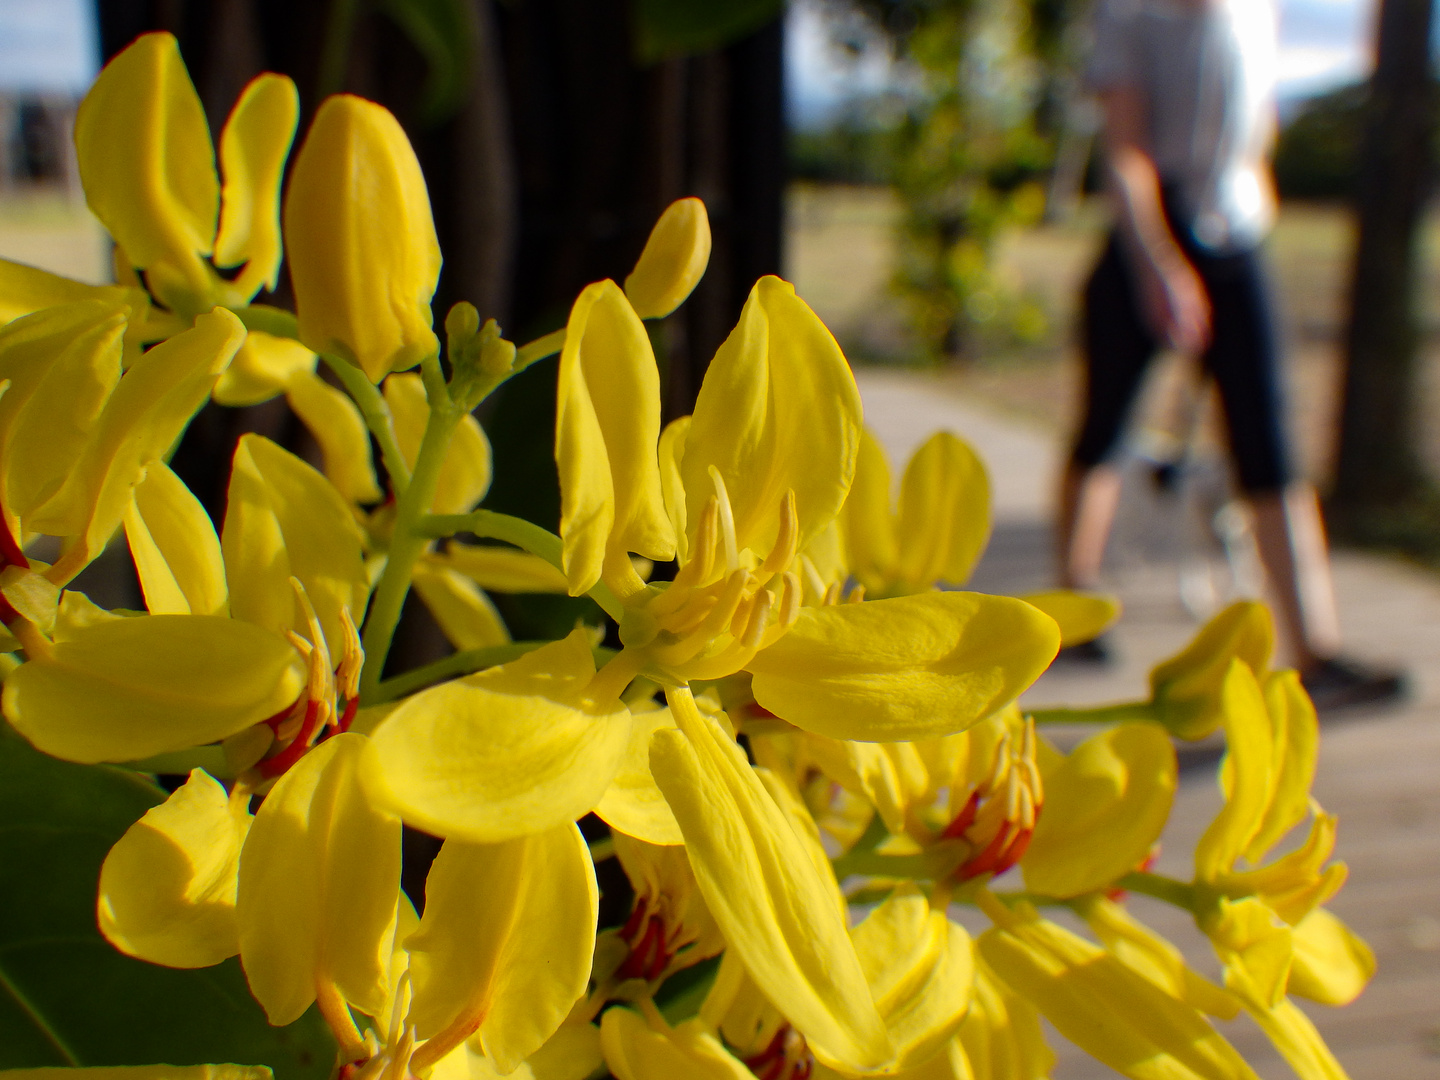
788,0,1380,128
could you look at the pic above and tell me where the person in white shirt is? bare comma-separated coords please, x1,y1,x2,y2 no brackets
1055,0,1404,709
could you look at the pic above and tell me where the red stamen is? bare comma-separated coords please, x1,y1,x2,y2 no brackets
616,914,669,982
941,790,982,841
337,696,358,733
0,514,29,571
258,696,323,779
957,822,1014,881
619,896,649,943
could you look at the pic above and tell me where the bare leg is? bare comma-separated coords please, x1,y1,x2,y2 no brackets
1057,460,1125,589
1246,482,1341,671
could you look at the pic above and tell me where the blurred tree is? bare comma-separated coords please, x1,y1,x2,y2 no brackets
1330,0,1439,543
1272,83,1366,201
834,0,1080,362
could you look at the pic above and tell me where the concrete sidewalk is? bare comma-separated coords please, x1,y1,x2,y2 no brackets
857,368,1440,1080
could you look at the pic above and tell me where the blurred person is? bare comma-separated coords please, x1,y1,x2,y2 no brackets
1055,0,1405,710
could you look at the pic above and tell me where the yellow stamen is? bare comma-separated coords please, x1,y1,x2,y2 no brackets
708,466,739,572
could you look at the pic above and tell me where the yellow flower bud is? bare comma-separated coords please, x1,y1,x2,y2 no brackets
624,197,711,319
284,94,441,382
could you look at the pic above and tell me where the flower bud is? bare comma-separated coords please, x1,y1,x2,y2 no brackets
624,197,711,319
284,94,441,383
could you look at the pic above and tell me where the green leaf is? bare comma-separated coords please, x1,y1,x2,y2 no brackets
0,723,337,1077
379,0,478,126
631,0,784,62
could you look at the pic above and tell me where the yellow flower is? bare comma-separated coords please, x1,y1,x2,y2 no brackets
0,302,245,587
1020,722,1177,898
1149,601,1274,740
597,831,725,986
623,197,712,320
1184,661,1371,1080
4,433,367,766
284,94,442,383
976,896,1259,1080
74,32,298,314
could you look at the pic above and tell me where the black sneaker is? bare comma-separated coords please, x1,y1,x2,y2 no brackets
1051,634,1114,667
1301,656,1407,714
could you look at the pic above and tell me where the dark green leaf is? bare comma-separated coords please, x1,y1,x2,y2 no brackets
631,0,785,63
0,724,337,1078
380,0,479,126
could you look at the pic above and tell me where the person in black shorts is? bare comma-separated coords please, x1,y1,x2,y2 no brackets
1057,0,1403,710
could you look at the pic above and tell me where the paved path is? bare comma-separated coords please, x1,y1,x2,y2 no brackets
857,368,1440,1080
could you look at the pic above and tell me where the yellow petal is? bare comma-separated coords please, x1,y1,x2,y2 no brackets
40,309,244,574
1205,897,1293,1012
1022,723,1176,898
527,1022,605,1080
283,368,383,504
838,427,897,596
405,825,597,1073
1150,602,1273,741
369,631,631,842
683,277,862,557
1017,590,1120,648
124,462,228,617
594,703,684,845
1194,662,1273,882
385,372,491,513
412,560,511,650
222,433,369,653
236,733,401,1026
0,1068,271,1080
747,592,1059,742
1243,997,1349,1080
214,73,300,298
433,543,570,594
0,258,144,328
959,958,1054,1080
285,94,441,382
658,416,690,562
1078,897,1239,1020
98,768,249,968
978,904,1260,1080
1287,908,1374,1007
555,280,674,595
601,1009,753,1080
2,614,303,763
75,32,218,302
1245,670,1318,863
649,689,892,1072
894,432,990,591
212,330,317,407
623,197,712,319
800,735,930,835
0,302,124,526
851,886,975,1069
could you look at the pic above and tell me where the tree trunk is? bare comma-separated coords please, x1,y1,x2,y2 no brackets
1331,0,1437,527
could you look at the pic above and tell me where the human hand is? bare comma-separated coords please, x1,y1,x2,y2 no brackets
1140,257,1211,354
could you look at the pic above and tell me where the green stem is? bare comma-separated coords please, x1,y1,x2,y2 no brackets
1114,870,1200,912
831,838,965,883
510,328,565,377
233,303,300,339
371,642,549,704
318,352,413,495
359,363,461,700
1027,701,1157,726
419,509,625,621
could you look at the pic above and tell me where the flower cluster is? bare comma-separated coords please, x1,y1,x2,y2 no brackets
0,33,1372,1080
